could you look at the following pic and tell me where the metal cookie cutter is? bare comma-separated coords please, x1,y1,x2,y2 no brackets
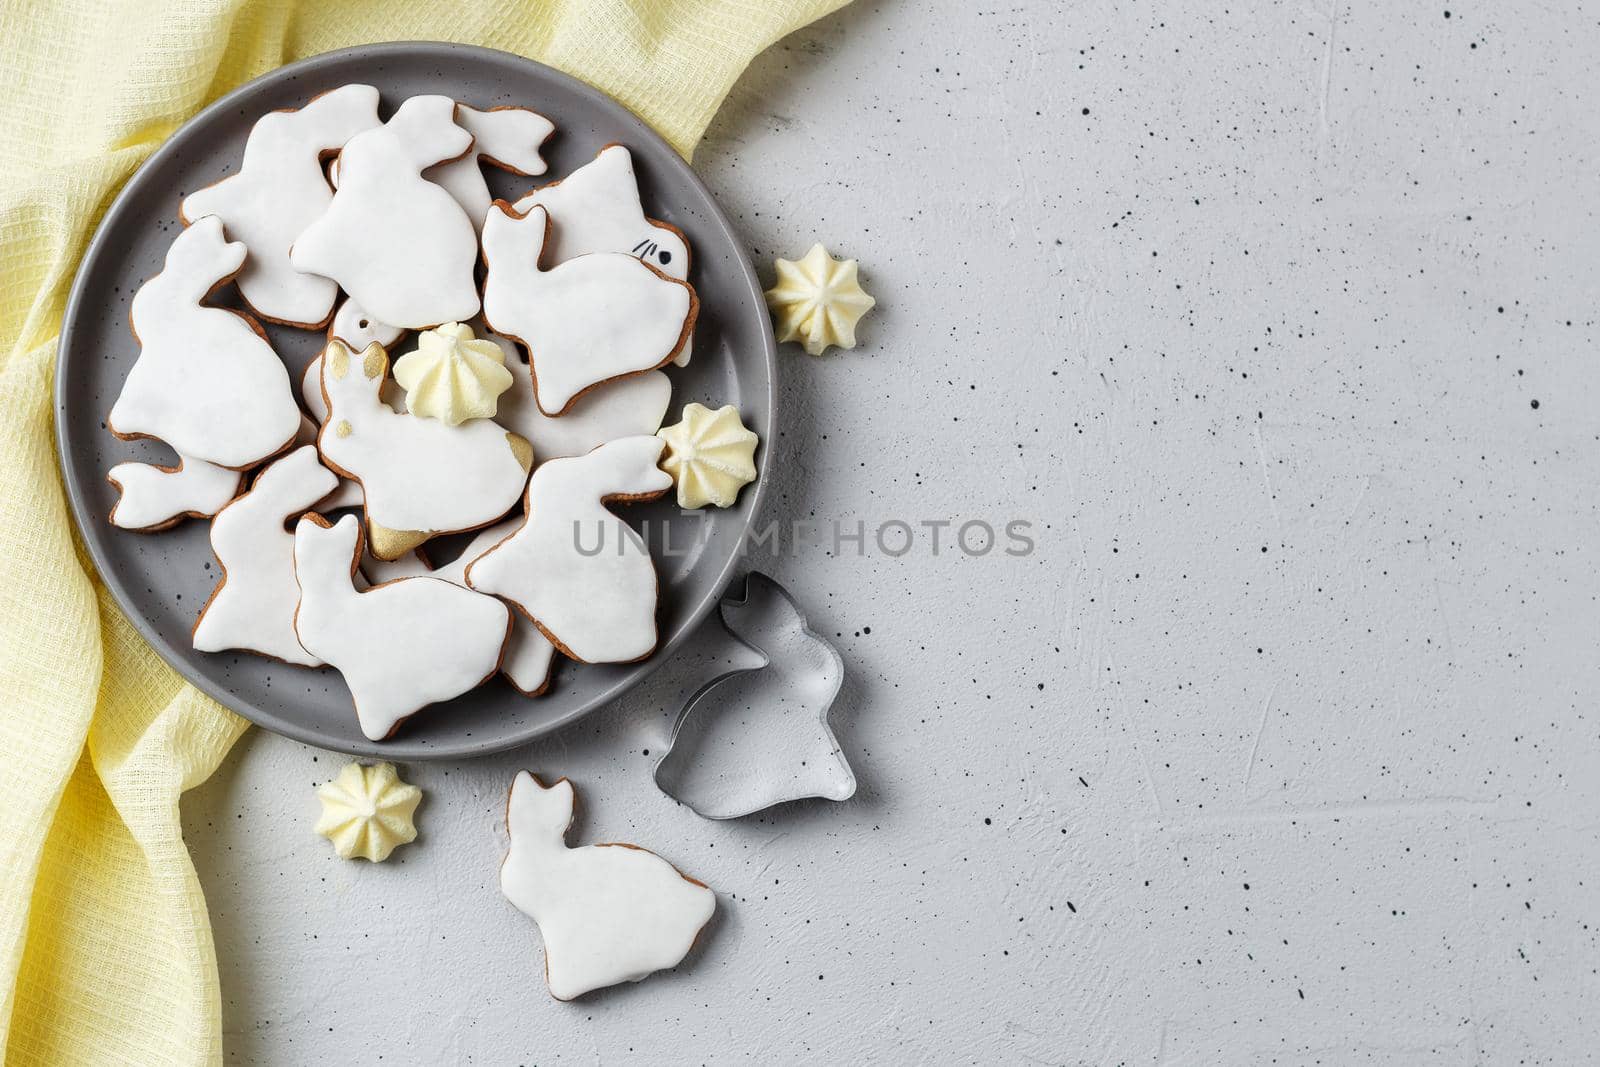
654,571,856,819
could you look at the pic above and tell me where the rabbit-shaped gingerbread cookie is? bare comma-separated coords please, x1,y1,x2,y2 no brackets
316,340,531,560
108,216,301,468
481,202,696,415
466,435,672,663
291,95,480,329
363,518,557,696
180,83,380,327
500,772,715,1000
194,444,339,665
512,144,693,364
293,513,511,740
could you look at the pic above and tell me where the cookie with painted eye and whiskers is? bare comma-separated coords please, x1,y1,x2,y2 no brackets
481,202,696,416
512,144,695,365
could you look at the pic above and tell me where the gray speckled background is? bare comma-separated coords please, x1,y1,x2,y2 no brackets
183,3,1600,1062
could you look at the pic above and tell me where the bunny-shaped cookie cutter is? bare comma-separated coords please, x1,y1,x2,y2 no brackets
653,571,856,819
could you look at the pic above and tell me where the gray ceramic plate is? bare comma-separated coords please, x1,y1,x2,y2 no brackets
56,43,774,759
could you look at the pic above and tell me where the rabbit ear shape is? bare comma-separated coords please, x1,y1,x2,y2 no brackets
385,95,473,170
320,340,386,412
293,513,362,594
586,435,674,499
163,216,246,299
508,772,575,845
484,202,549,265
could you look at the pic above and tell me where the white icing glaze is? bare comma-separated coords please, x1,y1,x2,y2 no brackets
500,772,715,1000
293,514,510,740
329,296,406,352
107,454,241,531
426,105,553,230
317,341,530,558
315,478,365,511
501,613,558,696
481,204,694,415
494,351,672,462
180,84,380,326
513,144,693,365
109,216,301,468
361,519,555,694
290,96,480,329
193,445,337,665
300,356,328,422
466,436,671,663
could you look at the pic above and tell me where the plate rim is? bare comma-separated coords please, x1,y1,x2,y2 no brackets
55,41,775,760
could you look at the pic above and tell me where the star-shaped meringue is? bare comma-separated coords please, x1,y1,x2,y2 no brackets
392,322,514,426
656,403,759,509
314,762,422,862
764,244,876,355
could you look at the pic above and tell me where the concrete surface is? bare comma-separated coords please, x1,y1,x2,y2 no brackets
183,1,1600,1062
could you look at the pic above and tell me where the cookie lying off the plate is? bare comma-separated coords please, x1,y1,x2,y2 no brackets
500,772,715,1000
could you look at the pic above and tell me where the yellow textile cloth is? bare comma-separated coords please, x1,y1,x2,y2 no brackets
0,2,845,1062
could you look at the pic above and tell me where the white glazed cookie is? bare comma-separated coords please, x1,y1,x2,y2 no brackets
298,415,364,511
109,216,301,468
193,445,338,665
511,145,693,365
481,203,695,415
180,84,380,327
329,296,406,352
107,453,242,531
319,104,552,348
501,773,716,1001
495,356,672,462
293,513,511,740
316,476,365,512
425,105,554,230
317,341,531,559
364,519,556,695
466,436,671,663
290,95,480,329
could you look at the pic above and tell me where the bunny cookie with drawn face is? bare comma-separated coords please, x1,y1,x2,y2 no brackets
109,215,300,468
481,203,696,415
466,435,672,664
291,96,480,329
193,445,339,665
514,144,694,365
293,514,510,740
317,340,531,559
180,84,380,327
500,773,715,1000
